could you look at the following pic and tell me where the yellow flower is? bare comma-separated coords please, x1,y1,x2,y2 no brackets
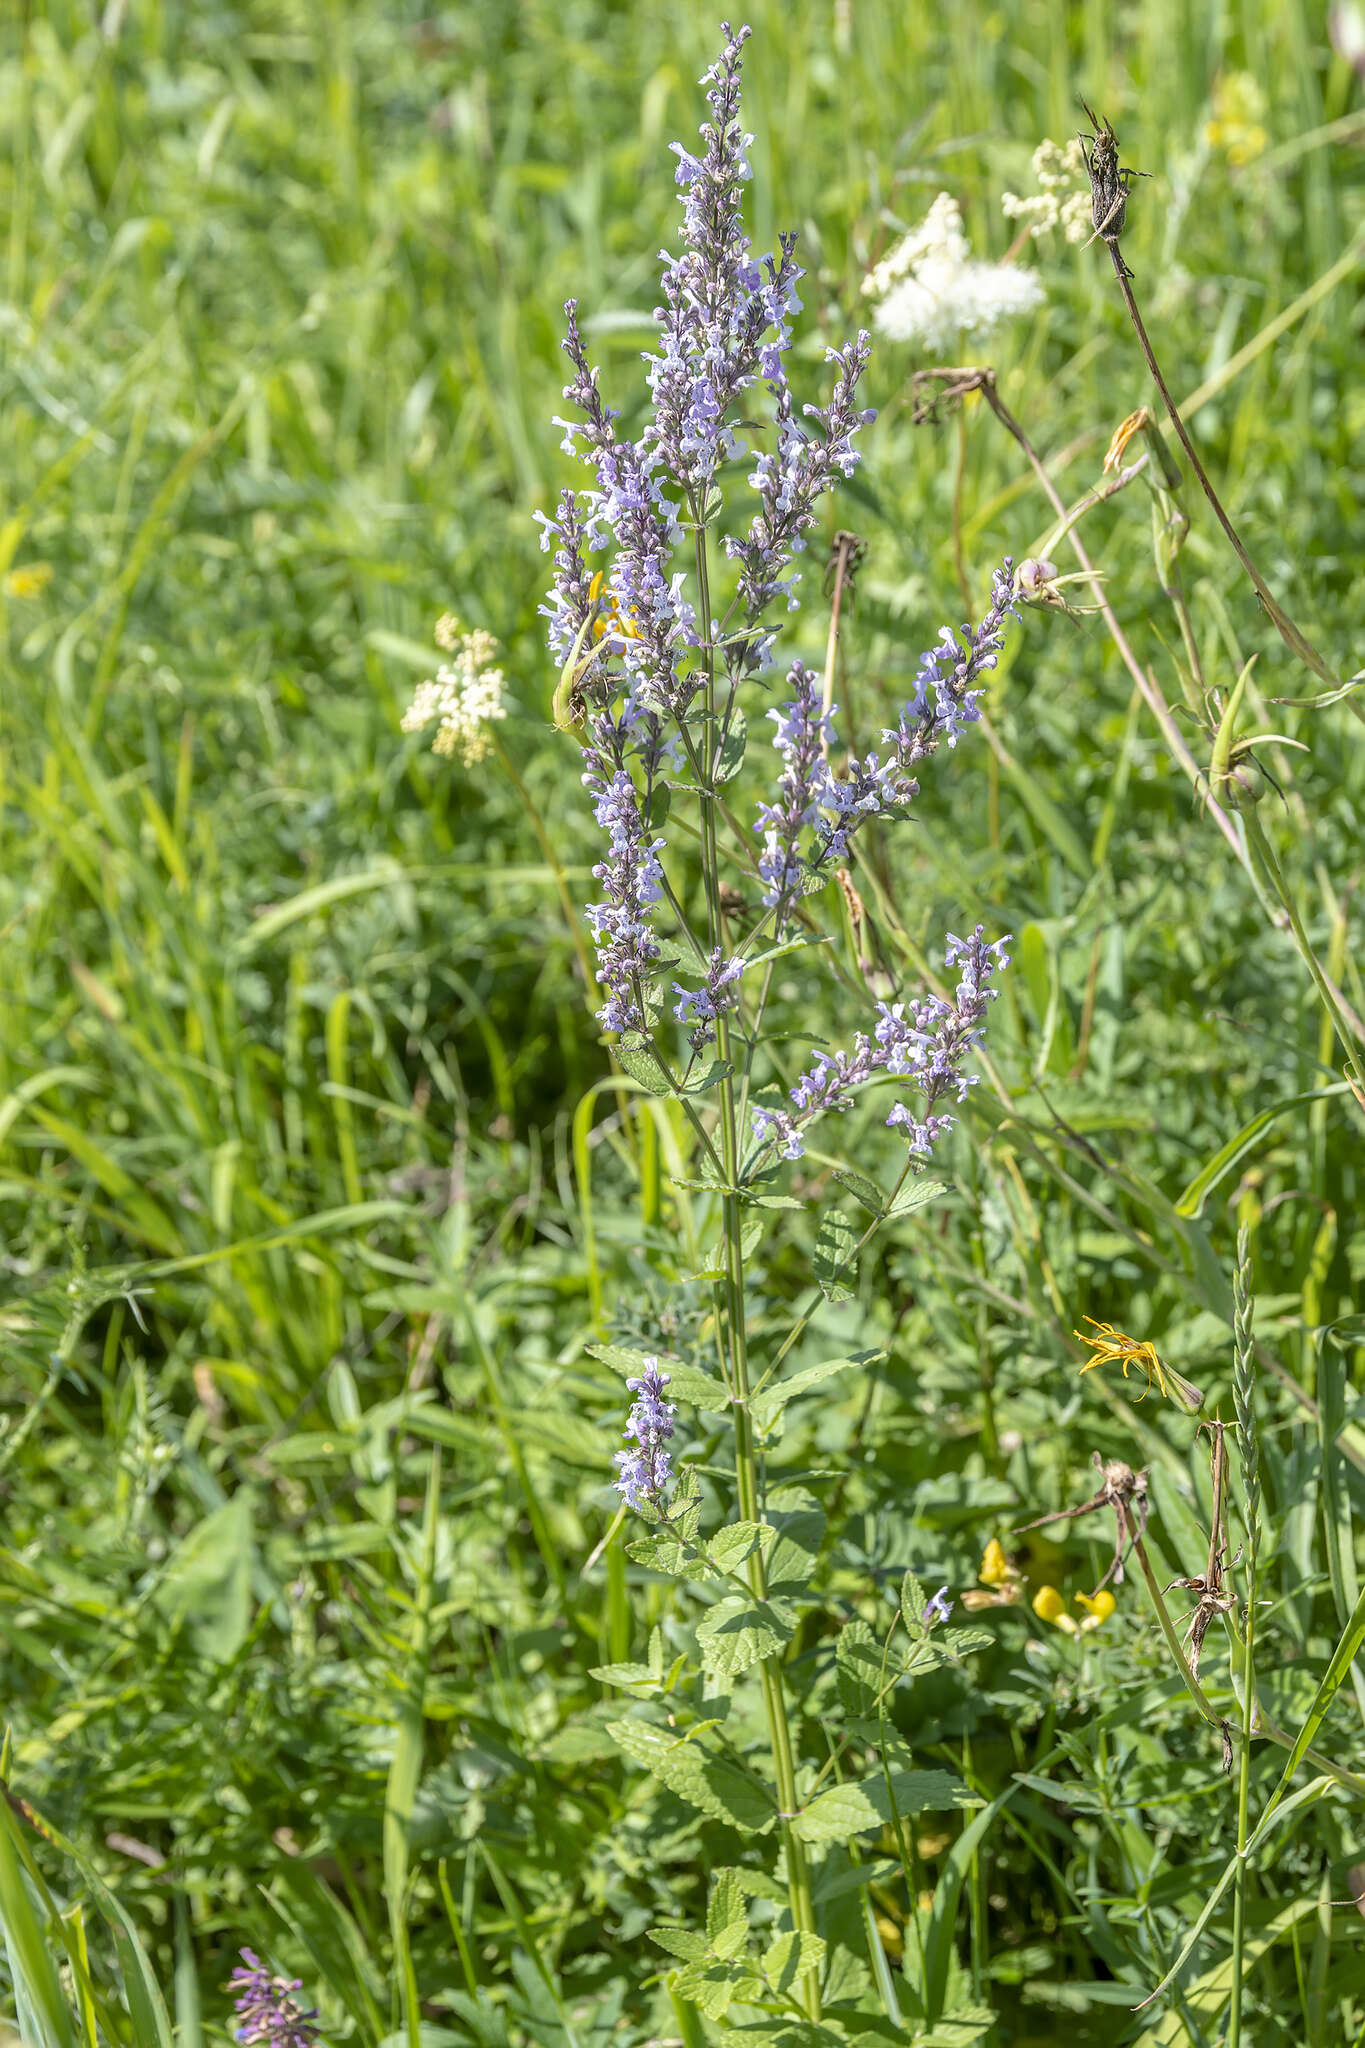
1034,1584,1117,1636
1205,73,1268,166
978,1538,1011,1587
3,562,53,599
1103,408,1151,475
588,571,641,644
1075,1589,1116,1630
1075,1317,1204,1413
1032,1585,1076,1634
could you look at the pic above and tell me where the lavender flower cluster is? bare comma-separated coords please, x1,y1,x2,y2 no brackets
613,1359,676,1510
536,25,879,1036
752,926,1011,1161
228,1950,321,2048
752,562,1017,926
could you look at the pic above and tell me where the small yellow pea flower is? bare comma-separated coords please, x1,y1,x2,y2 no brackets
1034,1585,1117,1637
979,1537,1011,1587
1032,1585,1076,1634
1205,73,1269,166
1074,1589,1116,1629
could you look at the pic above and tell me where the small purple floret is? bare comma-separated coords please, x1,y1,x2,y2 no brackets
228,1949,321,2048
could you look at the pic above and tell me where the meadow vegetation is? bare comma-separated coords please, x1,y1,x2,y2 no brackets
2,2,1364,2043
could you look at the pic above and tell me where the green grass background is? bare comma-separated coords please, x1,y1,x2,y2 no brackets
2,0,1364,2041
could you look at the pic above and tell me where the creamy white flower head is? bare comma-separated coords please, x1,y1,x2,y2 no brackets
863,193,1045,354
1002,138,1092,244
402,614,507,765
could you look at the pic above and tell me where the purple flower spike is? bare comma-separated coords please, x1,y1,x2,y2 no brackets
582,757,666,1035
228,1949,321,2048
885,564,1021,769
614,1358,676,1511
752,926,1010,1161
755,661,835,917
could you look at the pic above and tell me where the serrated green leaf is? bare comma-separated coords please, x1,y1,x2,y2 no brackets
709,1521,766,1573
886,1176,950,1219
708,1868,748,1944
814,1209,857,1302
766,1494,825,1592
695,1595,795,1679
762,1929,826,1992
607,1719,774,1833
900,1568,928,1630
649,1924,710,1961
831,1166,883,1215
751,1350,881,1433
589,1661,661,1687
793,1769,978,1844
681,1059,734,1097
612,1041,675,1095
835,1620,882,1717
715,704,747,783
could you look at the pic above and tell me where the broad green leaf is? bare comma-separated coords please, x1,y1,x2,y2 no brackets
766,1494,826,1592
715,704,747,783
751,1351,881,1432
695,1596,795,1679
708,1868,748,1946
835,1620,882,1717
152,1493,253,1662
814,1209,857,1302
650,1925,710,1961
793,1769,978,1844
607,1719,774,1833
886,1176,950,1219
831,1167,882,1215
762,1930,826,1992
709,1521,767,1573
612,1042,674,1095
681,1059,734,1096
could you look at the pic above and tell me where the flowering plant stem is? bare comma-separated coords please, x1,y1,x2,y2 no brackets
694,507,822,2016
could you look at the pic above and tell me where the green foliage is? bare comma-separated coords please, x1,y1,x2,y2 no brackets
2,0,1365,2042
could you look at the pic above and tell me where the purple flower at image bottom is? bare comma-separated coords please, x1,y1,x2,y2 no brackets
228,1950,321,2048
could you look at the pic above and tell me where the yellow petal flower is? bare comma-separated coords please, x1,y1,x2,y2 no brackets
3,562,53,599
978,1537,1010,1587
1032,1585,1076,1633
1075,1589,1116,1630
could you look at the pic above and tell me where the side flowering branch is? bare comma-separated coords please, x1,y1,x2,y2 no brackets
752,927,1011,1161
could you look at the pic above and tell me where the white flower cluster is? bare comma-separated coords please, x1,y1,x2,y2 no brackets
862,192,1044,354
1002,138,1092,244
401,613,507,766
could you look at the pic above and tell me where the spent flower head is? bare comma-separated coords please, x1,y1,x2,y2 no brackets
228,1950,321,2048
1076,1317,1205,1413
401,614,507,765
